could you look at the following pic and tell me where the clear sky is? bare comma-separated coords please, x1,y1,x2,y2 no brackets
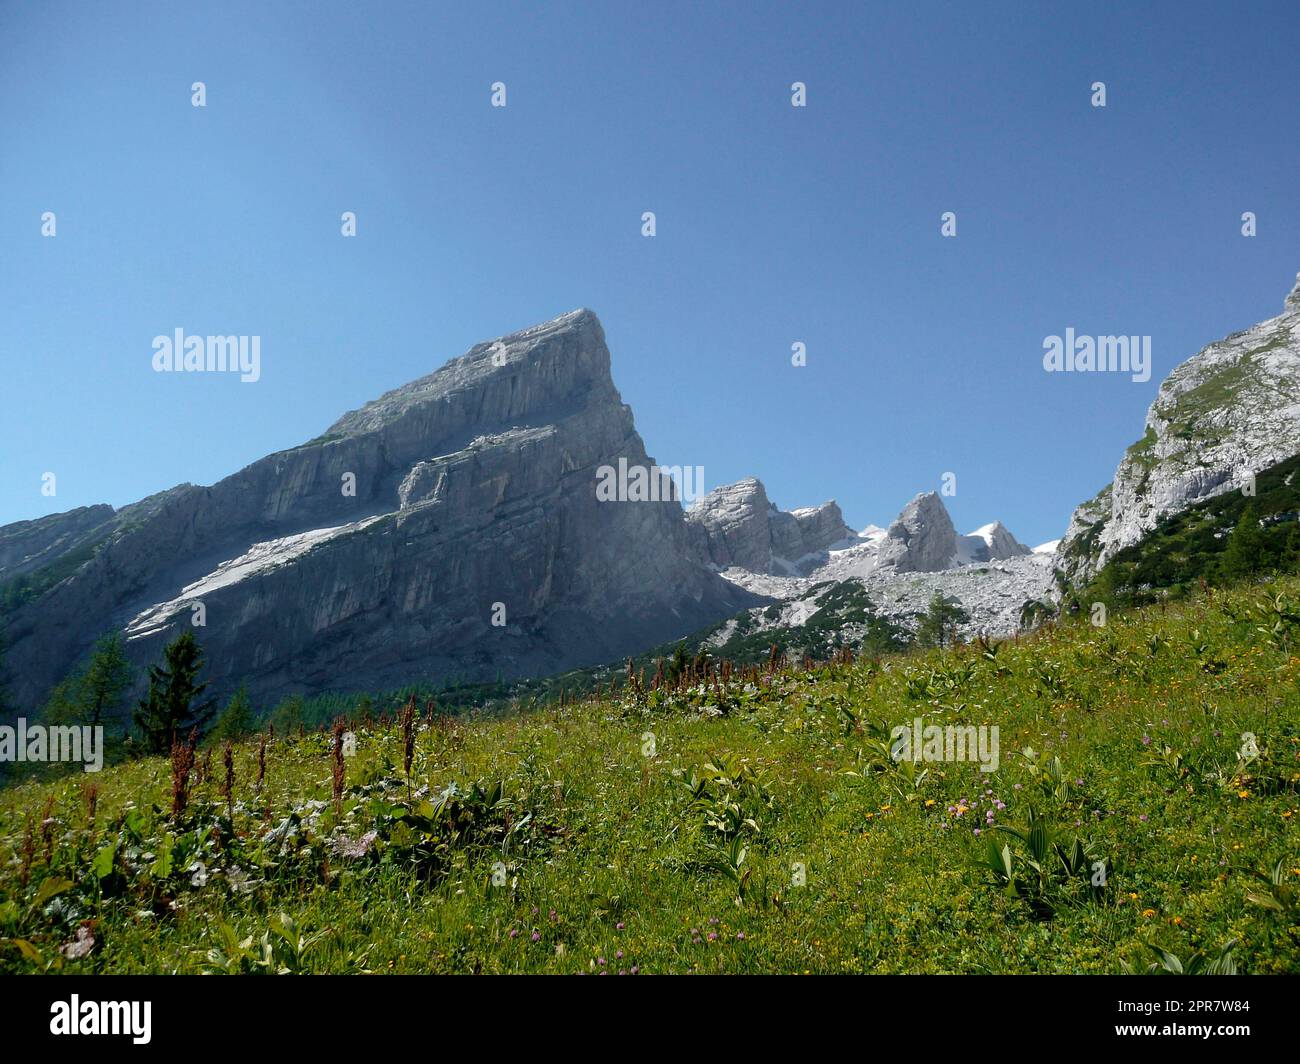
2,0,1298,545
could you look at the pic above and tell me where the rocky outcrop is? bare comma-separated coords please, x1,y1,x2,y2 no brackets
958,521,1032,563
783,501,852,557
0,310,759,712
1058,271,1300,581
875,492,959,573
686,479,852,575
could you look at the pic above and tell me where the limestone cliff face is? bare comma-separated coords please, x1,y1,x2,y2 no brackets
0,310,757,711
1058,272,1300,581
875,492,958,573
686,478,851,575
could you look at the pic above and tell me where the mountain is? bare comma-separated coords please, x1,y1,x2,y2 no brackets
957,521,1033,564
685,478,852,576
0,310,758,713
688,482,1051,639
1058,272,1300,582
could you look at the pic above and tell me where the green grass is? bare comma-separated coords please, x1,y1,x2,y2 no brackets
2,575,1298,974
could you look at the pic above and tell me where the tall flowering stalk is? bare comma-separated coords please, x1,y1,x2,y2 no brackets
171,731,197,818
331,718,346,815
400,695,417,798
221,740,235,820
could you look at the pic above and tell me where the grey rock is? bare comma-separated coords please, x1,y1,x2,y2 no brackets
790,501,852,555
686,478,775,572
958,521,1032,563
0,309,759,712
875,492,958,573
1058,270,1300,581
686,479,852,575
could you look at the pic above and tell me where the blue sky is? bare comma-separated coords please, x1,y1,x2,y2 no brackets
2,0,1298,545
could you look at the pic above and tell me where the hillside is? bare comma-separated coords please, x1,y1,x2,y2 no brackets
2,575,1297,974
1080,454,1300,608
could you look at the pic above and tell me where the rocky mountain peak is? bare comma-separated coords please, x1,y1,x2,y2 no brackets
0,309,756,711
328,308,612,439
1286,272,1300,313
686,479,851,575
875,492,959,573
959,521,1032,563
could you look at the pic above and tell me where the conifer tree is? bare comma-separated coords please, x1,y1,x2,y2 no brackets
133,631,216,754
1219,504,1267,582
211,684,256,742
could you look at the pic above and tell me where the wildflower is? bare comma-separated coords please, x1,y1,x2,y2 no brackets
631,966,640,974
1238,790,1250,799
925,799,935,807
1142,908,1156,918
341,731,357,758
616,921,625,930
531,932,540,942
1139,814,1148,822
736,932,745,941
708,932,717,941
510,929,519,939
189,861,209,887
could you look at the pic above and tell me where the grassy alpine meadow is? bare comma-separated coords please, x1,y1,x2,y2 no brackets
1,577,1298,975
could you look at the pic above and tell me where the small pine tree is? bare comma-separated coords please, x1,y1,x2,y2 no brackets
1219,504,1267,583
667,642,690,685
211,685,256,743
917,591,970,648
81,633,133,727
133,631,216,754
268,693,305,735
